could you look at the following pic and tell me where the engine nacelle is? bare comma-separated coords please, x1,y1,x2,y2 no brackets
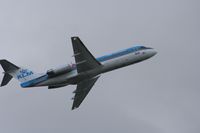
47,65,74,77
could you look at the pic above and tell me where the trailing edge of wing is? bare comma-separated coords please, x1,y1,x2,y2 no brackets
71,37,101,73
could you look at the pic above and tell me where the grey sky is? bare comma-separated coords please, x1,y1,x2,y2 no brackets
0,0,200,133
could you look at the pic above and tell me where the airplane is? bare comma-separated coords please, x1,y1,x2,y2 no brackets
0,37,157,110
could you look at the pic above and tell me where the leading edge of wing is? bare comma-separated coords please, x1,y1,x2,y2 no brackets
71,37,101,73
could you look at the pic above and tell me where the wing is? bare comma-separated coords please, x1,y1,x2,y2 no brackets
72,76,100,110
71,37,101,73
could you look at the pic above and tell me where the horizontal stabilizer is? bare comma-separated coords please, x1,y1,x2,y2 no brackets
0,59,19,72
1,73,12,86
0,60,19,87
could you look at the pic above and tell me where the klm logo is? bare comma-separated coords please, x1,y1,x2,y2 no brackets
17,69,33,79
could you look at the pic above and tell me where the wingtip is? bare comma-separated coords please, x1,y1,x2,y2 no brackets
71,36,80,40
71,106,76,110
0,82,6,87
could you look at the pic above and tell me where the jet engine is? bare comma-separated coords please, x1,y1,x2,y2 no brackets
47,65,74,77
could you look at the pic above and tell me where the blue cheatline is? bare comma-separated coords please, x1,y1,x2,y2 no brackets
96,46,146,62
20,74,48,88
21,46,148,87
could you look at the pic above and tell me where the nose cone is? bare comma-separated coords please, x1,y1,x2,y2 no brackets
148,49,157,58
152,50,157,56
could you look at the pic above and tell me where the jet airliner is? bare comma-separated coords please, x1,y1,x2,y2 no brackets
0,37,157,110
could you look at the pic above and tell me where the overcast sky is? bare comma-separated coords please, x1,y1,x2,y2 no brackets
0,0,199,133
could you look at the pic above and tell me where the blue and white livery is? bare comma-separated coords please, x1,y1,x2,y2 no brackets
0,37,157,110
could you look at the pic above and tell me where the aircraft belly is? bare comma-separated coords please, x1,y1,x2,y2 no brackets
37,70,78,86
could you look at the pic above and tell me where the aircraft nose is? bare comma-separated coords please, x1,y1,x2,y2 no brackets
148,48,157,57
152,50,157,56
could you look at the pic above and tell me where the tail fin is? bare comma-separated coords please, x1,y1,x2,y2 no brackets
0,60,40,86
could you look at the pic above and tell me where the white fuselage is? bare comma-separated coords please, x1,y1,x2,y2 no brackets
0,38,157,110
100,49,156,73
34,48,156,87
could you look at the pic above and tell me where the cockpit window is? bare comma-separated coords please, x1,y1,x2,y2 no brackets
135,46,146,51
139,46,146,50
